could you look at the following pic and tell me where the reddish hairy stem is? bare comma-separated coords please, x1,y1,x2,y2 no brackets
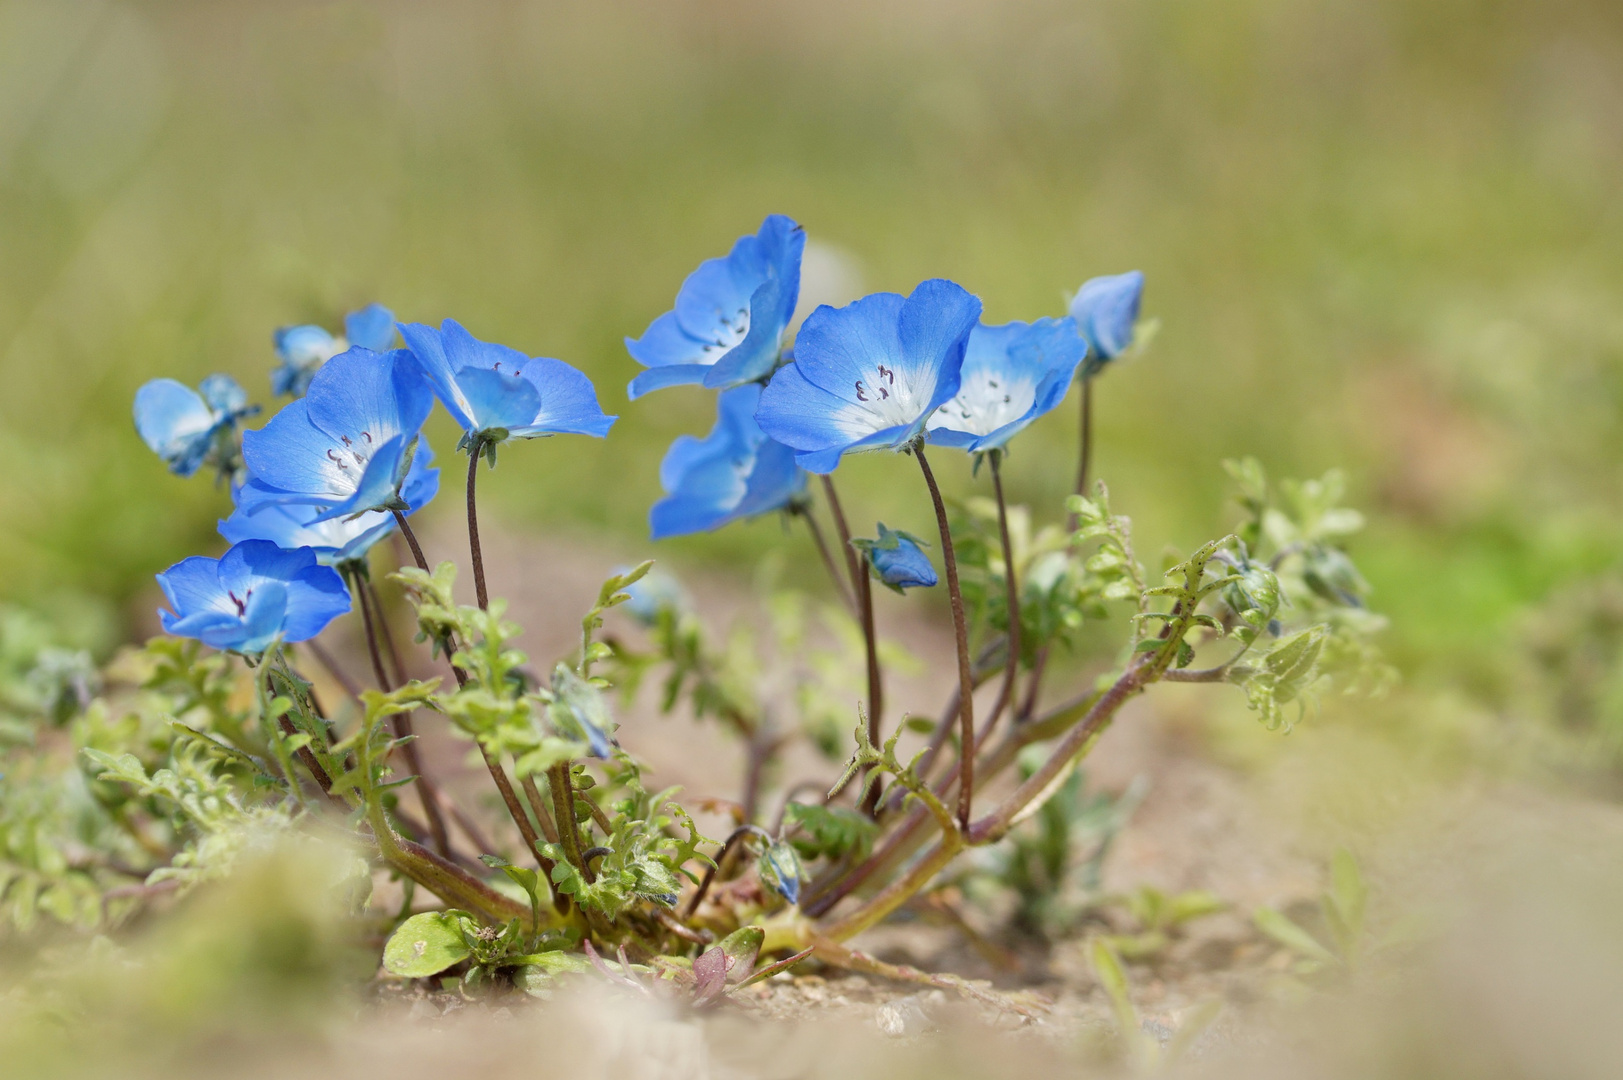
914,444,975,829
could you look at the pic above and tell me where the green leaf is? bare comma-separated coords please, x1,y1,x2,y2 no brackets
1090,938,1154,1067
717,926,765,978
733,945,815,990
481,855,543,931
1254,906,1336,965
1323,847,1367,960
783,802,881,861
511,951,593,996
383,911,474,978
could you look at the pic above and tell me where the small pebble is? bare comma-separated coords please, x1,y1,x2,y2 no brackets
407,999,439,1021
875,994,934,1038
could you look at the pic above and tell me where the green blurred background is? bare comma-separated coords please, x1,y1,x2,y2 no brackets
2,0,1621,721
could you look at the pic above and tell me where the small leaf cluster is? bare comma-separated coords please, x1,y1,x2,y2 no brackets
381,907,588,997
539,753,715,919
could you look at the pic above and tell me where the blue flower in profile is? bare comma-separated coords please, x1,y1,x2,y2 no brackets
926,317,1088,453
134,374,259,478
398,319,616,448
626,214,805,399
221,441,440,565
650,384,805,539
755,279,982,474
272,303,398,397
241,347,433,520
1068,271,1144,370
854,524,937,593
157,540,351,653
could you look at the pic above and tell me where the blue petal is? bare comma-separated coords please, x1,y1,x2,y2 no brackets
309,433,411,521
198,374,250,414
625,311,710,370
279,563,352,642
872,540,937,590
674,238,758,342
896,278,980,417
304,348,434,452
734,437,805,517
1069,270,1143,362
275,325,338,366
222,581,291,653
157,555,234,619
628,363,713,399
219,541,350,644
241,399,353,504
628,215,805,396
755,362,863,464
507,356,616,439
701,276,789,389
649,491,730,539
161,607,240,642
344,304,397,352
925,427,979,449
932,316,1087,452
789,292,906,398
134,379,215,476
456,366,543,434
398,320,476,430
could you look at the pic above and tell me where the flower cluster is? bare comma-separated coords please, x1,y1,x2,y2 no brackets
132,218,1143,654
134,307,614,651
630,214,1146,598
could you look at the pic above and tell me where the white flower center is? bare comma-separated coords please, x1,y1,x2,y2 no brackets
700,306,750,365
833,362,935,436
928,369,1036,437
323,430,376,481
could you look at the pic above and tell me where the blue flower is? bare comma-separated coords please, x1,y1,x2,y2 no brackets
157,540,351,653
754,279,982,474
626,214,805,398
397,319,616,447
650,384,806,539
855,524,937,593
241,347,433,521
272,304,398,397
1068,271,1144,368
134,374,259,478
221,440,440,565
926,317,1088,453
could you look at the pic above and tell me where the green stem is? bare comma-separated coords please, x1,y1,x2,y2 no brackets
367,800,530,924
548,762,594,884
352,567,452,857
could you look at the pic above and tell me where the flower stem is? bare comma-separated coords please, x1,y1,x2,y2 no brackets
682,824,773,919
466,439,489,611
913,442,976,830
391,509,431,572
548,761,594,884
794,502,857,616
819,475,884,785
1073,378,1095,518
983,450,1020,742
351,568,452,858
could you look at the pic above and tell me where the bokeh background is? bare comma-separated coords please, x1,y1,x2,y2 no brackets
3,0,1623,758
